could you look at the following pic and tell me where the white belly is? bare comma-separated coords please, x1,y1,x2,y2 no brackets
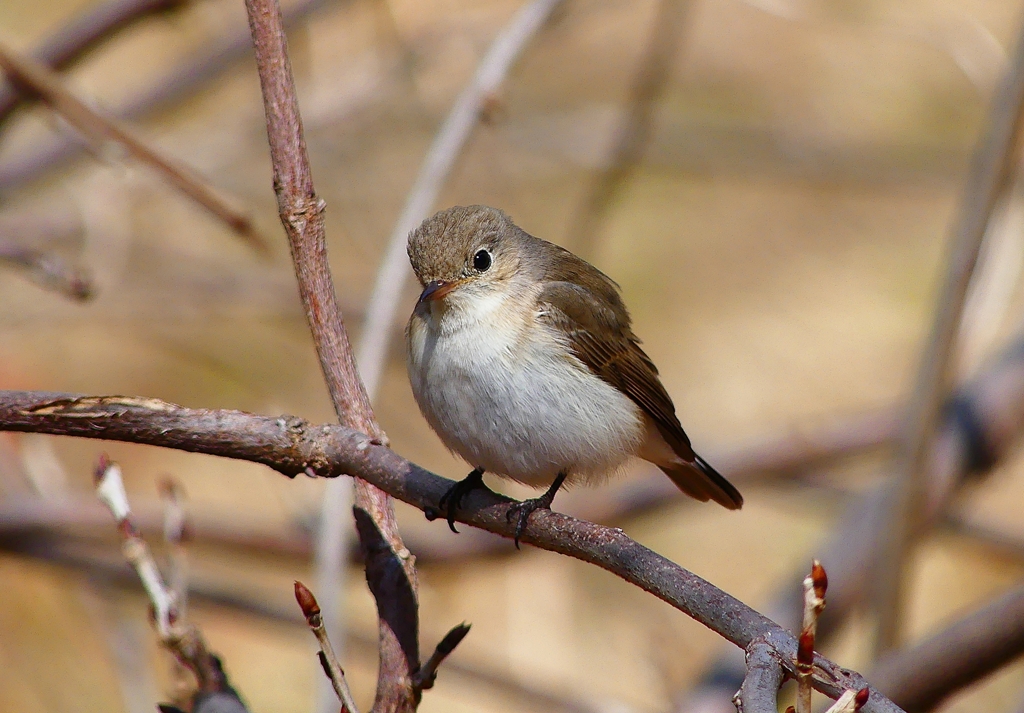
406,293,643,486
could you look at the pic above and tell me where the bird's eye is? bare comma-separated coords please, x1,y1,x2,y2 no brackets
472,249,492,272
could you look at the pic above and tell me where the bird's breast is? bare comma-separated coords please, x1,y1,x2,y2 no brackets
405,292,643,485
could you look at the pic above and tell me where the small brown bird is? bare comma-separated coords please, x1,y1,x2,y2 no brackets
406,205,742,545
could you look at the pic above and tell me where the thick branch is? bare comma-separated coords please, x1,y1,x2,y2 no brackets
0,389,903,713
243,1,420,710
871,584,1024,712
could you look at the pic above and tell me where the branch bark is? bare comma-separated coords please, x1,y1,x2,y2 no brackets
733,638,784,713
243,1,420,709
0,389,905,713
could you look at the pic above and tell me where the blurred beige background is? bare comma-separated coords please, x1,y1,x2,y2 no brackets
1,0,1024,711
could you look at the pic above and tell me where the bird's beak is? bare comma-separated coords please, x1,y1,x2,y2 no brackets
418,279,462,303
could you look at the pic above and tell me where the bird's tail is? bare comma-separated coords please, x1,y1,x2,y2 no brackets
659,453,743,510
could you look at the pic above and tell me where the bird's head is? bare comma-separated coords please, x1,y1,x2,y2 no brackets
407,205,524,307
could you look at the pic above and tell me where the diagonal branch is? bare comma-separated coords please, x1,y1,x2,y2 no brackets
0,389,904,713
0,39,268,254
243,1,421,710
0,0,190,127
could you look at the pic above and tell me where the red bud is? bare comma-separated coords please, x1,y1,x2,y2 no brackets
294,581,321,622
797,629,815,669
854,687,869,710
811,560,828,599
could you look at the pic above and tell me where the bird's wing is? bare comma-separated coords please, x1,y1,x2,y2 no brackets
535,279,697,461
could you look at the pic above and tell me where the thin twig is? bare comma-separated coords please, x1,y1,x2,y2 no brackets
161,477,189,620
796,561,827,713
0,0,190,127
93,455,246,712
823,689,870,713
295,581,361,713
0,39,269,254
243,0,422,709
0,391,905,713
733,638,784,713
564,0,690,255
872,12,1024,654
354,0,564,398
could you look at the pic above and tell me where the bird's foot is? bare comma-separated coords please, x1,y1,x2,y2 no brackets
437,468,488,533
505,472,567,549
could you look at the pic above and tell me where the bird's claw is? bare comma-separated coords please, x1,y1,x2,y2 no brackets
438,468,486,533
505,495,552,549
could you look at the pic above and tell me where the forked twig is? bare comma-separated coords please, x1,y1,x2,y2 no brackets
0,39,269,254
94,455,248,712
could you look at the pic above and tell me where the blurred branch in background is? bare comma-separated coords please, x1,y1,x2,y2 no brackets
0,239,92,300
563,0,689,257
315,6,564,705
0,0,191,128
871,584,1024,713
0,39,270,253
94,455,249,713
872,11,1024,656
679,313,1024,711
0,0,341,193
0,204,92,299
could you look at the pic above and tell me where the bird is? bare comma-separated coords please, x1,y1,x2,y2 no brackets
405,205,742,546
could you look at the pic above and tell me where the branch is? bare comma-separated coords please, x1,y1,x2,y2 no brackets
355,0,564,398
94,455,249,712
0,39,268,254
0,389,905,713
0,0,190,127
870,584,1024,712
564,0,690,255
0,0,337,192
733,638,784,713
872,9,1024,654
411,623,471,694
243,0,422,710
680,275,1024,708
